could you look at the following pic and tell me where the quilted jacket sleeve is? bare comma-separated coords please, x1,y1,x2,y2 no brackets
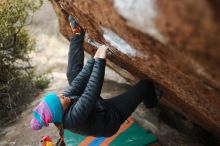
66,34,85,85
68,58,106,125
63,58,95,97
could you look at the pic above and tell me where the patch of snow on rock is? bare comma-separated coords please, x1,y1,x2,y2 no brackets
102,27,147,59
113,0,165,43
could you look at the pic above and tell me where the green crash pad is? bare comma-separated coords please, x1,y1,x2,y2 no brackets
64,117,157,146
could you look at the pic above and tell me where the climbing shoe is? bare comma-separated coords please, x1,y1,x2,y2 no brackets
144,88,163,109
68,15,78,29
68,15,82,34
155,88,163,100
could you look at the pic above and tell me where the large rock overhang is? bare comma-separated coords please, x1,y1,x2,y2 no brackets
49,0,220,138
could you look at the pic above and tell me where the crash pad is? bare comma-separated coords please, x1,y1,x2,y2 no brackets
64,117,157,146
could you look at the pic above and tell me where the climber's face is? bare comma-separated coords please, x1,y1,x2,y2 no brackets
58,94,71,112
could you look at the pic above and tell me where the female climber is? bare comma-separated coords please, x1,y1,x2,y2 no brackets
31,16,160,146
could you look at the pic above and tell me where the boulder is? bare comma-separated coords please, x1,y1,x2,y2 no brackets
49,0,220,138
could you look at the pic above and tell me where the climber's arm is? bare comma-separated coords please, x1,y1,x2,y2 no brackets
63,58,95,97
66,33,85,85
67,58,106,125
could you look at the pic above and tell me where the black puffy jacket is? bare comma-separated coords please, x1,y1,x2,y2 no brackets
62,58,123,137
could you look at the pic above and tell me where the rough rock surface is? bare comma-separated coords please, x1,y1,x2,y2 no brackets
49,0,220,139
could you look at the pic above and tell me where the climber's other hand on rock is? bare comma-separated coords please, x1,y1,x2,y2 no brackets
94,45,108,59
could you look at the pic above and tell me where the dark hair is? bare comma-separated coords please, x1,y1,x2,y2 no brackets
55,123,66,146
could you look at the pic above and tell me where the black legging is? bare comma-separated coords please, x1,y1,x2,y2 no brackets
66,32,157,122
105,80,157,121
